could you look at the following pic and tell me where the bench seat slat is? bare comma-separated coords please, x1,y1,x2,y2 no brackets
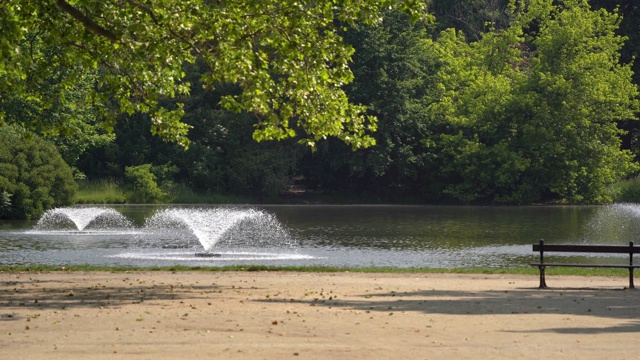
532,244,640,254
530,263,640,268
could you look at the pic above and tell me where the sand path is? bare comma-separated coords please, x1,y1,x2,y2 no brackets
1,271,639,359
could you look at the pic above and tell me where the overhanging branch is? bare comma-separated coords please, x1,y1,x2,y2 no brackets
56,0,118,41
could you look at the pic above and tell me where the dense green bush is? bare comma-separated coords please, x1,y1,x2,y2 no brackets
0,129,77,219
124,164,166,203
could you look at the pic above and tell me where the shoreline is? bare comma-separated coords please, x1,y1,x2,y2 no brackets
2,270,639,359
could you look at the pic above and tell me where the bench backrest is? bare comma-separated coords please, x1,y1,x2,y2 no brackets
533,242,640,254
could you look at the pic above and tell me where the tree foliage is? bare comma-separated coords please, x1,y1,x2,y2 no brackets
423,0,639,203
0,128,77,219
1,0,427,149
295,0,639,204
124,164,166,203
299,9,436,196
0,31,114,170
78,60,301,199
429,0,513,41
5,0,637,206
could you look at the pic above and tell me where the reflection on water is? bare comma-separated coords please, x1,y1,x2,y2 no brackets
0,204,636,268
275,205,595,249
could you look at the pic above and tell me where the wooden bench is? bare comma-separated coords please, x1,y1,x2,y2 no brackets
530,239,640,289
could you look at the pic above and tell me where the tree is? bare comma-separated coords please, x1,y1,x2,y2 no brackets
0,31,114,173
77,58,301,199
299,9,437,197
0,127,77,219
423,0,639,204
125,164,166,203
589,1,640,161
1,1,427,149
429,0,513,41
589,0,640,85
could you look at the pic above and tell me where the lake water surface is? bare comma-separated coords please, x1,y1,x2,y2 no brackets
1,204,639,268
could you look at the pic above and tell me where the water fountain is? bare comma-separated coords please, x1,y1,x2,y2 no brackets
2,206,312,265
34,207,133,232
142,207,298,258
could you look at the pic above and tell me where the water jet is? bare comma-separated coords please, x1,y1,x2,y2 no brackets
35,207,133,232
144,208,296,255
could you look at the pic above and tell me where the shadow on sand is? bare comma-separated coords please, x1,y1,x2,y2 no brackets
260,284,640,334
2,273,640,335
0,275,231,320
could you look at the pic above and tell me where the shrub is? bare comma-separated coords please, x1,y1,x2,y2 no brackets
124,164,166,203
0,129,77,219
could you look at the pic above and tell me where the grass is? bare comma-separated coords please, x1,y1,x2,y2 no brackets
0,264,634,278
74,179,127,204
74,179,253,205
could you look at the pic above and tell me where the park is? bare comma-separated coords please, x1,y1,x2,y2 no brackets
2,1,640,358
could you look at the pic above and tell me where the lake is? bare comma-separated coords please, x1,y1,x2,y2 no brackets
0,204,639,268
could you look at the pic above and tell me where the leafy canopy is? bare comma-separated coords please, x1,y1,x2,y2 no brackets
1,0,427,149
423,0,639,203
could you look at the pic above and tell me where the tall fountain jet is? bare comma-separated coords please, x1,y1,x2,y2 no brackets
145,208,295,256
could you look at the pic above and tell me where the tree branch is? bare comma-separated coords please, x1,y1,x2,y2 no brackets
125,0,158,23
124,0,201,55
56,0,118,41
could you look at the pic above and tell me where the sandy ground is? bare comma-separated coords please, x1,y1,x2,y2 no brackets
1,271,639,360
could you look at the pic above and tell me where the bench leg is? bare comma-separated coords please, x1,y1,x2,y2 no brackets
538,266,547,289
629,268,635,289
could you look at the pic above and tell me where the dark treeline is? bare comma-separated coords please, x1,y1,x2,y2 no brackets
70,0,640,205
